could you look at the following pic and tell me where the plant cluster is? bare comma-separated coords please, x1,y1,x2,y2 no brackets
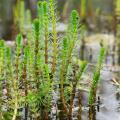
0,0,105,120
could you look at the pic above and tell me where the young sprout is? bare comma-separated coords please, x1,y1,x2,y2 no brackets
0,40,5,119
43,1,49,64
0,1,93,120
12,34,23,120
22,45,30,120
68,58,87,119
88,47,105,120
33,19,40,89
49,0,58,74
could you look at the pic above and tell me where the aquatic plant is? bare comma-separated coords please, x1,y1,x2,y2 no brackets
88,47,105,120
0,40,5,119
12,34,23,120
56,10,88,119
0,0,87,119
68,58,87,120
0,1,109,120
49,0,58,74
43,1,49,64
22,45,30,120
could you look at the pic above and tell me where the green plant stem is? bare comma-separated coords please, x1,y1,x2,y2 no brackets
0,40,4,119
33,19,40,90
49,0,57,74
45,28,48,65
12,57,19,120
88,85,97,120
59,38,69,116
12,34,23,120
77,90,82,120
69,61,87,119
23,46,29,120
43,2,49,64
88,48,105,120
60,60,68,115
12,97,18,120
59,10,79,119
35,38,39,89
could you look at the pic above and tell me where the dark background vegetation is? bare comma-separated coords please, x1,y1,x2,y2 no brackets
0,0,114,40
